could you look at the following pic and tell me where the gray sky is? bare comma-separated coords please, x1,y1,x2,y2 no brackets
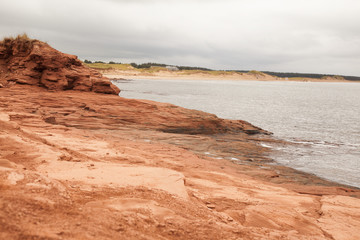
1,0,360,76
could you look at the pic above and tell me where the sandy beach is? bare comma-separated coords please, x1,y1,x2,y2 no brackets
101,69,355,83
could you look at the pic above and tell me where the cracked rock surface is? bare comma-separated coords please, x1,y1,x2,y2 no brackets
1,85,360,240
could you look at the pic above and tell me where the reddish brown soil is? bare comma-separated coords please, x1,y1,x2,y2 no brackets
1,85,360,240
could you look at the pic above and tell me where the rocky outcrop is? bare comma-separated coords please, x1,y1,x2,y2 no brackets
1,84,360,240
0,35,120,94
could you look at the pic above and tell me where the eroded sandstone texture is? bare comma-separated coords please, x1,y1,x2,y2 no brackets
1,85,360,240
0,36,120,94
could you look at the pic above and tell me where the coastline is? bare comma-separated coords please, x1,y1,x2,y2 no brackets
101,70,357,83
113,77,360,189
1,84,360,239
2,36,360,239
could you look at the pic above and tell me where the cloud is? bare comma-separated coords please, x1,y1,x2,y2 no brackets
0,0,360,75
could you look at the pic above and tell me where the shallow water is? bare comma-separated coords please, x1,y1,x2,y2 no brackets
113,79,360,188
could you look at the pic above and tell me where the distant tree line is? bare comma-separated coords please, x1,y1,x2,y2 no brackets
130,62,167,69
130,62,212,71
177,65,212,71
84,60,121,64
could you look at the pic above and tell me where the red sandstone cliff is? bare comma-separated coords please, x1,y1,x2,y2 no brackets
0,35,119,94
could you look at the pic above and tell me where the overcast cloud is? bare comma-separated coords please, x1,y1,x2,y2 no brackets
1,0,360,75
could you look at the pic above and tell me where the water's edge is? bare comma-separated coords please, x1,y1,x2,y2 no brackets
113,79,360,189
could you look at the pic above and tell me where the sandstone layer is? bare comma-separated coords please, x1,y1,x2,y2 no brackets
1,85,360,240
0,36,119,94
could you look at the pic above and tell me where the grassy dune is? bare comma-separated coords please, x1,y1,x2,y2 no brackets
84,63,133,70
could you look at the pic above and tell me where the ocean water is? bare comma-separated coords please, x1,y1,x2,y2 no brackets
113,79,360,188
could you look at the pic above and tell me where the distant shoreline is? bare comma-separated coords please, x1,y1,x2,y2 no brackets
85,62,359,83
102,70,356,83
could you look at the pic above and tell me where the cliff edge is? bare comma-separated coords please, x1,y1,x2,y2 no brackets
0,35,120,94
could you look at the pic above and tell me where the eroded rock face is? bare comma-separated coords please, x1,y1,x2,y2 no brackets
0,36,120,94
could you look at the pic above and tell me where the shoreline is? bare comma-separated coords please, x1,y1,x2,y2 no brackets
110,75,359,189
1,85,360,239
1,85,357,191
101,70,358,83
